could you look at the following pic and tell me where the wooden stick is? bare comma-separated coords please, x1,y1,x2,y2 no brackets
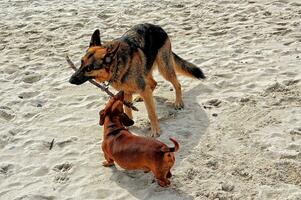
49,139,54,150
65,54,138,111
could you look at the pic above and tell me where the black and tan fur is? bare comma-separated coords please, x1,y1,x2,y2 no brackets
69,23,205,137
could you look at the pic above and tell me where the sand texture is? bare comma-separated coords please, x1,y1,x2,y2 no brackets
1,0,301,199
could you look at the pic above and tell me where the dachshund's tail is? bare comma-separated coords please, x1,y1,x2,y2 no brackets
161,138,179,153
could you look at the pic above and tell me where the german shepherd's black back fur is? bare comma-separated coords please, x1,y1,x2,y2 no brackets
121,24,168,72
118,23,205,79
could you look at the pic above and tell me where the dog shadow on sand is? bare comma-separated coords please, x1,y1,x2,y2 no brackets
104,83,209,200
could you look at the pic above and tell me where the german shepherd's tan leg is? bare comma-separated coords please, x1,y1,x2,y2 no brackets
139,85,160,137
124,92,133,119
156,39,184,109
134,75,157,102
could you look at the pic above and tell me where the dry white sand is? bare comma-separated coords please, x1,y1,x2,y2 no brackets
1,0,301,199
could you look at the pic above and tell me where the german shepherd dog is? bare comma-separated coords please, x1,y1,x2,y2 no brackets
69,23,205,137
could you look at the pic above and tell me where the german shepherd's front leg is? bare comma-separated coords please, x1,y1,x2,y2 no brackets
124,92,133,119
140,86,160,137
134,75,157,103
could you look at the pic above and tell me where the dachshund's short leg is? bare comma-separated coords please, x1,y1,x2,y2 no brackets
157,178,170,187
102,160,114,167
153,170,170,187
167,171,172,178
164,171,171,185
102,153,114,167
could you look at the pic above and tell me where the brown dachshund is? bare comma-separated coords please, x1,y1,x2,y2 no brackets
99,91,179,187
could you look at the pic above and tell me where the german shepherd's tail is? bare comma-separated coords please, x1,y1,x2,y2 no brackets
172,52,205,79
161,138,180,153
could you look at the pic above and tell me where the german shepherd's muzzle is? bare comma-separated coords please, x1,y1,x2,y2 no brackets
69,67,91,85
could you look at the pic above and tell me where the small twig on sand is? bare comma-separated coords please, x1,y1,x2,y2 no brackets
49,139,55,150
65,54,138,111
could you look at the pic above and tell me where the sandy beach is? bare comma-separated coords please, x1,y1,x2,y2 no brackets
1,0,301,199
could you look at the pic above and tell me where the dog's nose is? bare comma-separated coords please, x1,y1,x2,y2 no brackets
69,75,82,85
69,73,90,85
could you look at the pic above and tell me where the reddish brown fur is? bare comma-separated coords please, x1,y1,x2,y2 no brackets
99,91,179,187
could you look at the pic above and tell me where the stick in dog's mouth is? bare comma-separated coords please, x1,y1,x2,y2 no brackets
65,54,138,111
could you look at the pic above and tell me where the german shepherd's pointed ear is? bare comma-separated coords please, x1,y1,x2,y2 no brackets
99,109,105,126
90,29,101,47
120,113,134,126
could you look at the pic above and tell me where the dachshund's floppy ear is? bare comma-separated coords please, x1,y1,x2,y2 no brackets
99,109,105,126
90,29,101,47
120,113,134,126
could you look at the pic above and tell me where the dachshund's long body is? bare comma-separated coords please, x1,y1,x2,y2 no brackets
99,91,179,187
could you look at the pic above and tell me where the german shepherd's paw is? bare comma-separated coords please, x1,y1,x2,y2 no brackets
174,100,184,110
150,127,161,138
150,132,161,138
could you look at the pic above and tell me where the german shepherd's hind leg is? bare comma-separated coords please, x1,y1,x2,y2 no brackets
156,39,184,109
134,75,157,102
124,92,133,119
139,86,160,137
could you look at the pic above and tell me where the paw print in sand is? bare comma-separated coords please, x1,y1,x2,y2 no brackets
52,162,72,183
